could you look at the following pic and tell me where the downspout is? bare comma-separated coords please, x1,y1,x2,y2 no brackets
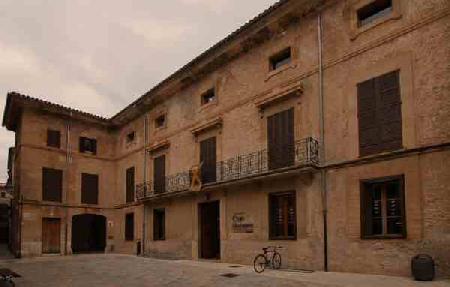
142,115,149,255
317,12,328,272
65,112,72,255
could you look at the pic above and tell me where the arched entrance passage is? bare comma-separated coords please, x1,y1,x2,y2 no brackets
71,214,106,253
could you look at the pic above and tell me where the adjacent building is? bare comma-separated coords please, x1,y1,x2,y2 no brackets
2,0,449,277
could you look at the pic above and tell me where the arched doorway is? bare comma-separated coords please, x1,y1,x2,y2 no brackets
71,214,106,253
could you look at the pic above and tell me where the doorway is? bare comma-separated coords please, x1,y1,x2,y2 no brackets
42,218,61,254
71,214,106,253
199,201,220,259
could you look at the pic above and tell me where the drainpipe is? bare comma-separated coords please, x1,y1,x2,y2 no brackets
317,12,328,272
65,113,72,255
142,115,149,255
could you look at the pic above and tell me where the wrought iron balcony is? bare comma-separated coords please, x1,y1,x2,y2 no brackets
136,137,319,200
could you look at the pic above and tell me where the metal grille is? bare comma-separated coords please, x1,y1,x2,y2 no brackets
136,137,319,200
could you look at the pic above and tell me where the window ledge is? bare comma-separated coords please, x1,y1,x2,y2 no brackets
198,100,218,113
361,235,406,240
265,63,297,82
350,11,402,41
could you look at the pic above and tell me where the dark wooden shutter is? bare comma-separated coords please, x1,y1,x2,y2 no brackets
200,137,216,183
377,71,402,151
153,209,165,240
126,167,135,203
360,182,373,238
153,155,166,193
79,137,97,154
47,130,61,148
42,168,63,202
81,173,99,204
267,108,295,169
358,70,402,156
125,213,134,241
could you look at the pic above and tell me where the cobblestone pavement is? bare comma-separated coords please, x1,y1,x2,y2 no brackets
0,254,449,287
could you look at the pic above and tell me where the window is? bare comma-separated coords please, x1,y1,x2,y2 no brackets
42,168,63,202
126,167,135,203
79,137,97,155
125,213,134,241
153,209,165,241
153,155,166,193
155,115,166,129
200,137,216,184
361,175,406,238
357,70,402,156
81,173,99,204
357,0,392,27
269,191,296,240
201,89,216,105
47,129,61,148
126,131,135,143
270,48,291,71
267,108,295,170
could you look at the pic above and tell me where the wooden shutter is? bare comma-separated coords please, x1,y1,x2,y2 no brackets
377,71,402,151
42,168,63,202
358,70,402,156
125,213,134,241
200,137,216,183
267,108,295,169
81,173,99,204
126,167,135,203
153,209,165,240
47,130,61,148
153,155,166,193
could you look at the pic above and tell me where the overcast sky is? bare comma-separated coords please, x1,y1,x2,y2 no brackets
0,0,277,182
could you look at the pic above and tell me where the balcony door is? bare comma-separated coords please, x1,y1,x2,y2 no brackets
200,137,216,184
267,108,295,170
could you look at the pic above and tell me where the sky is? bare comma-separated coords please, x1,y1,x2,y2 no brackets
0,0,278,182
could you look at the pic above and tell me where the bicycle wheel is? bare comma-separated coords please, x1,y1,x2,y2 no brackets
272,252,282,269
253,254,266,273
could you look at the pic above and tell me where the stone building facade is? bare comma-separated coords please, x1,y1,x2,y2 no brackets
2,0,449,278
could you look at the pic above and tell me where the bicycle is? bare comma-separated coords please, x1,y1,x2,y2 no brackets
253,246,282,273
0,268,20,287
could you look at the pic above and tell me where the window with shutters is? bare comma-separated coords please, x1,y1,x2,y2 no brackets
42,168,63,202
155,114,166,129
153,155,166,193
361,175,406,239
357,0,392,27
357,70,402,156
201,89,216,105
81,173,99,204
125,213,134,241
200,137,216,184
270,47,292,71
47,129,61,148
126,167,135,203
79,137,97,155
269,191,296,240
267,108,295,170
126,131,136,143
153,209,165,241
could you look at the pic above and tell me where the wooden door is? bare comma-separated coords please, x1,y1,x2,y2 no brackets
42,218,60,254
200,201,220,259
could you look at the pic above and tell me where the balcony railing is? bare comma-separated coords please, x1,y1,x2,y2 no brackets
136,137,319,200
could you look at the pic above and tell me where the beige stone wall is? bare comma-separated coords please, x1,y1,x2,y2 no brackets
10,0,449,277
327,150,450,277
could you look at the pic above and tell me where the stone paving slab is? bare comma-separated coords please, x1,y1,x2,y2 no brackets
0,254,448,287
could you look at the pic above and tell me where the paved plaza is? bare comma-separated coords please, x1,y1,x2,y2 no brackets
0,254,449,287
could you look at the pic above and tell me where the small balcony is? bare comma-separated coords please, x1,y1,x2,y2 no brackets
136,137,319,200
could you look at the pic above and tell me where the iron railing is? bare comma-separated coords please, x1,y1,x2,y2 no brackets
136,137,319,200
